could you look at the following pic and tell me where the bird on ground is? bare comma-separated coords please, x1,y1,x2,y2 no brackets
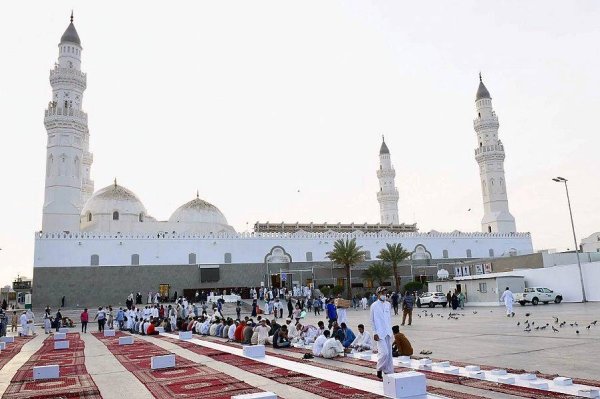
430,314,433,318
552,326,559,332
524,328,531,332
535,326,540,330
560,322,566,327
575,322,578,326
592,321,598,326
473,311,478,314
587,325,591,330
517,322,520,326
540,326,547,330
531,321,535,326
576,330,580,334
553,316,559,323
524,319,529,324
570,323,575,327
418,314,421,318
525,313,531,317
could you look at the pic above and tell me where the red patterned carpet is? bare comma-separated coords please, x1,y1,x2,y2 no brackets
3,333,102,399
91,332,264,398
158,335,385,399
0,336,33,371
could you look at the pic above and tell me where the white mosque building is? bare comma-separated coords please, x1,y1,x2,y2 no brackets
32,16,533,306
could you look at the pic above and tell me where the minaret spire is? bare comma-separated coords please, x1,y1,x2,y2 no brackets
376,138,399,224
473,76,516,233
70,10,74,23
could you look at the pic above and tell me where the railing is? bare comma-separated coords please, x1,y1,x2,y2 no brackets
49,67,86,79
474,143,504,156
35,230,532,240
44,107,88,122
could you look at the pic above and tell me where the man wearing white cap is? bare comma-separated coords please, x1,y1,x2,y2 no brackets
370,286,393,379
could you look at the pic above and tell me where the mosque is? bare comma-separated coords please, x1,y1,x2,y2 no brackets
32,16,533,307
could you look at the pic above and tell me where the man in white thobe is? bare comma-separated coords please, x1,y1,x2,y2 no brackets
312,330,329,357
19,311,29,336
500,287,515,317
370,286,393,379
350,324,373,351
321,336,345,359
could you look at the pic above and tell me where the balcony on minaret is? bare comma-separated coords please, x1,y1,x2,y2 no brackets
49,66,87,89
377,189,399,201
376,168,396,179
473,114,499,130
44,106,88,128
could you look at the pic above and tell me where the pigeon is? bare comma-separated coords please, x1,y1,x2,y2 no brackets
592,321,598,326
546,323,549,327
540,326,547,330
576,330,580,334
524,328,531,332
525,313,531,317
531,321,535,326
553,316,559,323
517,322,520,326
587,325,591,330
575,322,578,326
535,326,540,330
418,315,421,318
430,314,433,318
552,326,559,332
473,311,478,314
524,320,529,324
560,322,566,327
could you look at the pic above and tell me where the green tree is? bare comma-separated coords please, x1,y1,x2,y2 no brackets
362,262,393,287
327,238,366,299
403,281,423,294
377,243,411,293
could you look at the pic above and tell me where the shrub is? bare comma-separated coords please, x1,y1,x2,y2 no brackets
403,281,424,294
331,285,345,296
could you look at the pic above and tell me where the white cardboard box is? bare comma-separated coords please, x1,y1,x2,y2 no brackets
243,345,266,358
54,333,66,340
519,373,536,381
0,342,6,350
465,365,480,372
383,371,427,398
0,336,14,343
103,330,116,337
432,361,450,368
443,367,459,374
553,377,573,386
156,327,165,333
54,340,69,350
490,369,507,376
151,354,176,370
179,331,192,340
577,389,600,398
469,371,485,379
398,356,411,363
497,376,515,384
529,381,548,390
232,393,277,399
59,327,69,333
33,365,60,380
119,336,134,345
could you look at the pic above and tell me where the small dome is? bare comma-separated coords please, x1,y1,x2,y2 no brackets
82,183,147,217
169,196,234,233
476,80,491,101
60,22,81,46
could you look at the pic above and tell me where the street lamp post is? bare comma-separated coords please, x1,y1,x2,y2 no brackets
552,177,586,302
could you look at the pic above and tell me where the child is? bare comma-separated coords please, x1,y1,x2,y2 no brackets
11,311,18,332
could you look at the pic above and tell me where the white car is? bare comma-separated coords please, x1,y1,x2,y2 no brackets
417,292,448,308
515,287,563,306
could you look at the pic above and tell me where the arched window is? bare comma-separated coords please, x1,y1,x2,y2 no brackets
112,211,119,221
306,252,313,262
442,249,448,259
224,253,232,264
188,253,196,265
139,213,144,222
90,254,99,266
466,249,472,258
87,212,92,222
131,254,140,265
489,248,494,257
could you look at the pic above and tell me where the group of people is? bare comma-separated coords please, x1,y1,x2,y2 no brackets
446,290,466,310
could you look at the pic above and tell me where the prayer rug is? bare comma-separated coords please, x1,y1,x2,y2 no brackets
92,332,263,399
4,334,102,399
0,336,33,371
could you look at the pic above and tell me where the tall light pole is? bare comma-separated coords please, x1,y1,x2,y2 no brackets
552,177,586,302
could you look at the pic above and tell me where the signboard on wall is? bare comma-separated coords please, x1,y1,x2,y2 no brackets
462,266,470,276
454,267,463,277
484,263,493,273
475,264,484,275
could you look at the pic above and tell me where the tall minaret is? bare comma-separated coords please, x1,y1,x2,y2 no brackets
473,74,516,233
42,13,94,232
376,136,400,224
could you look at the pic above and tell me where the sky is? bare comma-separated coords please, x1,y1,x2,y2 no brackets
1,1,599,287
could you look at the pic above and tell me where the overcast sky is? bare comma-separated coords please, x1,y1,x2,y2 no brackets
1,1,599,287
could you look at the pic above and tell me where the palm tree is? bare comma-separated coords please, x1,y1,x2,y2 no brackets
327,238,366,299
377,243,411,293
362,262,393,287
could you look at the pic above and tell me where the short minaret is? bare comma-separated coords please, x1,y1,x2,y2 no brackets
473,74,516,233
376,136,400,224
42,13,94,232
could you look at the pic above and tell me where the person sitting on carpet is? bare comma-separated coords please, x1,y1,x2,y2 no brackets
392,325,413,357
297,323,319,344
312,330,329,357
234,320,246,342
243,320,255,344
340,322,356,348
331,322,345,343
317,320,326,336
321,333,345,359
273,325,290,348
209,318,220,336
228,319,238,341
349,324,372,351
284,318,298,341
253,319,270,345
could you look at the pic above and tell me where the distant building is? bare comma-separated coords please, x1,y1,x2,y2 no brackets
581,232,600,253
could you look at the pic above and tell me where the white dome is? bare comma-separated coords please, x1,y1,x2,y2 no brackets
169,196,234,233
82,183,147,217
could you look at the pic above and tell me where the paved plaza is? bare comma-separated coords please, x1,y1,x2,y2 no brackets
1,301,598,398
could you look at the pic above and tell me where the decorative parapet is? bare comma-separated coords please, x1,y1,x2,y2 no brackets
473,114,499,130
44,106,88,124
474,143,504,157
35,230,531,241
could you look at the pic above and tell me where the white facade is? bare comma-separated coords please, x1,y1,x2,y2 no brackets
34,231,533,267
474,75,516,233
34,18,535,272
581,232,600,253
376,137,400,224
42,17,94,233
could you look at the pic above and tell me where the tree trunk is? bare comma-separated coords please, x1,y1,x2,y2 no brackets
346,263,352,300
393,261,399,292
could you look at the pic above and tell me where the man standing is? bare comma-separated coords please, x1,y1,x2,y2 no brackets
401,291,414,326
391,292,400,315
326,299,337,329
500,287,515,317
370,286,393,380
